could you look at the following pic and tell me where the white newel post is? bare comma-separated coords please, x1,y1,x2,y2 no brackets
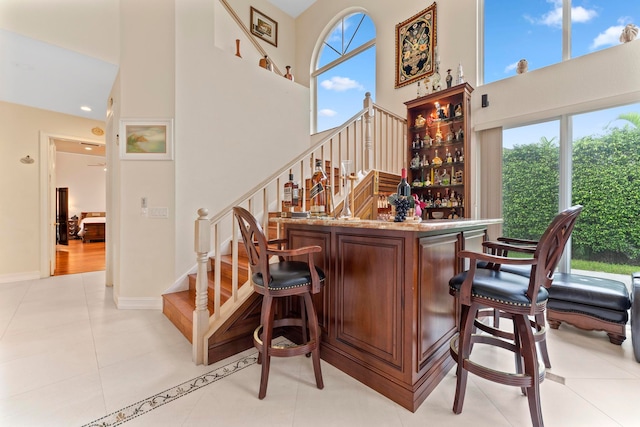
363,92,374,173
193,208,210,365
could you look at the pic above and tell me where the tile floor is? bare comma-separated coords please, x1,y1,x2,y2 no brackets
1,271,639,426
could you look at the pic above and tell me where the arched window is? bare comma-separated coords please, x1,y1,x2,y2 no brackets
312,11,376,133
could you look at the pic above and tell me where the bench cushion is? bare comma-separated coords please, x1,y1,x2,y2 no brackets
549,273,631,312
547,299,629,324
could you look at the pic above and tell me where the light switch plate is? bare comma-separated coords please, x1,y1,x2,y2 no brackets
149,207,169,218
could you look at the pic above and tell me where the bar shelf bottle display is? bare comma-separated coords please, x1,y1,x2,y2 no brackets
404,83,473,220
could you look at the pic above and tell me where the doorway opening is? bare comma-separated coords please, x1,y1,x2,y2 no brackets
41,134,107,276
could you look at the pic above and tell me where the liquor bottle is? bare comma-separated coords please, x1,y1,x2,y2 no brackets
454,148,461,163
411,153,421,169
434,169,441,186
310,159,328,216
432,149,442,166
283,173,294,209
283,173,299,210
397,168,411,197
292,179,300,207
459,148,464,163
446,148,453,163
441,169,450,186
413,133,421,148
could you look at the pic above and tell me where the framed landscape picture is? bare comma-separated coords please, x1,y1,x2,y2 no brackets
250,7,278,47
119,119,174,160
395,2,437,88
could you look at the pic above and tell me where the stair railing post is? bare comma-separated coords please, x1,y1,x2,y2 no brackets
363,92,374,172
193,208,210,365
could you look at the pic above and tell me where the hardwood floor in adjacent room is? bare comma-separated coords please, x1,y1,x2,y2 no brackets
54,238,105,275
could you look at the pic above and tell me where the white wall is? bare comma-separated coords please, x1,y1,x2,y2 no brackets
174,0,309,279
112,0,175,307
55,152,107,218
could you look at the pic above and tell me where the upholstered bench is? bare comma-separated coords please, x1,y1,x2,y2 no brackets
547,273,631,345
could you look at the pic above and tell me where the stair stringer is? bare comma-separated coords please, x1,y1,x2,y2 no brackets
203,281,262,364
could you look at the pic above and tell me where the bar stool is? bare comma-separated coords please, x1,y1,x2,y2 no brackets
449,205,582,427
233,207,325,399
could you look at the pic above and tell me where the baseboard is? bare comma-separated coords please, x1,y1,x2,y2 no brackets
163,266,194,294
0,271,40,284
116,296,163,310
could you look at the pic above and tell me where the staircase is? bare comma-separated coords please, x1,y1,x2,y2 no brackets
162,95,407,365
162,164,341,364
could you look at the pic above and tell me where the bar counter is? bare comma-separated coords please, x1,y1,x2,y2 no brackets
271,216,502,412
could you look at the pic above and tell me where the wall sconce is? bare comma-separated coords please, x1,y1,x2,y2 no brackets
20,155,35,164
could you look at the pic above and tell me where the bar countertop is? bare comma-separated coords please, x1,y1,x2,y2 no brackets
271,216,502,232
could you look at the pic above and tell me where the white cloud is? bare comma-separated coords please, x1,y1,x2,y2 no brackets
540,6,563,27
320,76,364,92
591,25,625,49
529,1,597,28
505,62,518,73
318,109,337,117
572,6,598,23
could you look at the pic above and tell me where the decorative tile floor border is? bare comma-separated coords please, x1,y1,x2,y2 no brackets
82,351,259,427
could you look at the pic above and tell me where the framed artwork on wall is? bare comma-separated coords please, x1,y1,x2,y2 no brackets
395,2,437,88
250,7,278,47
119,119,174,160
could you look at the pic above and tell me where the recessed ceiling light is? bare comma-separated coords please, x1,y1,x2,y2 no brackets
80,105,92,112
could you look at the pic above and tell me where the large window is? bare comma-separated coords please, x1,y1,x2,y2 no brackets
503,121,560,240
502,103,640,274
484,1,640,84
313,12,375,133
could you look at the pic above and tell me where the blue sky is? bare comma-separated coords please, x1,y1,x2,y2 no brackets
316,2,639,134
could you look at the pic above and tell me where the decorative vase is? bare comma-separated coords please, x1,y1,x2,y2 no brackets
620,23,639,43
259,55,274,71
516,59,528,74
235,39,241,58
284,66,294,81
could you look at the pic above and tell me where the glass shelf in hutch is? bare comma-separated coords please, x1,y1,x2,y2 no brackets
404,83,473,220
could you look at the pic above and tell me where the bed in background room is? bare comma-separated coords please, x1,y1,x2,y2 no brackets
78,212,106,243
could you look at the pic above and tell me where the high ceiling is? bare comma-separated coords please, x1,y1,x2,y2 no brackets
268,0,316,18
0,1,315,155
